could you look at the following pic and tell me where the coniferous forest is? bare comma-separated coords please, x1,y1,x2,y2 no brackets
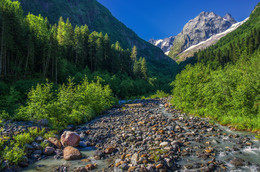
0,0,163,116
0,0,260,171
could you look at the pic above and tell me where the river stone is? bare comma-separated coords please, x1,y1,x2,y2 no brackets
78,141,87,147
85,164,96,170
73,167,87,172
25,143,34,150
160,142,169,147
63,146,82,161
104,147,116,154
33,150,42,154
32,142,42,150
61,131,80,147
94,150,104,160
48,137,62,148
44,147,55,155
131,153,139,166
35,136,44,143
230,157,245,166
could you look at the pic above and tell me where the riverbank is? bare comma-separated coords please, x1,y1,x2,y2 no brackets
2,99,258,171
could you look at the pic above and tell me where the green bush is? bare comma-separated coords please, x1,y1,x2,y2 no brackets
15,78,115,129
148,90,169,99
13,133,34,146
3,142,26,165
0,111,11,120
171,54,260,131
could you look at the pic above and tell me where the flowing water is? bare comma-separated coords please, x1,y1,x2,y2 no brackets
23,148,110,172
23,103,260,172
161,106,260,172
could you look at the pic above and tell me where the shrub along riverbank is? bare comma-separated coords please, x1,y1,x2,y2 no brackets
0,78,115,167
171,53,260,132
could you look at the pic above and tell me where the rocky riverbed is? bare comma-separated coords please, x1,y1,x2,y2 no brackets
2,99,260,171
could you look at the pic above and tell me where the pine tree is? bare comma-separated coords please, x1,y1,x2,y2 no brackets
57,17,64,45
141,57,148,79
130,45,137,61
104,33,110,70
88,32,97,71
95,37,103,70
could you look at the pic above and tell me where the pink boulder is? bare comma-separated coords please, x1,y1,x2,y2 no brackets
61,131,80,147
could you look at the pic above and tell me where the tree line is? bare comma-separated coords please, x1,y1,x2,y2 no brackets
0,0,147,83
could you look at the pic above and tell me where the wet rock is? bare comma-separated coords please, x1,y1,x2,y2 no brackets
159,142,168,147
73,167,87,172
54,165,68,172
79,132,85,140
85,164,96,170
54,149,63,160
146,165,154,172
35,136,44,143
131,153,139,166
156,164,163,169
78,141,87,148
230,157,245,166
33,150,42,154
63,146,82,161
25,143,34,150
104,147,116,154
44,147,55,155
128,166,136,172
61,131,80,147
48,137,62,148
94,150,104,160
32,142,42,150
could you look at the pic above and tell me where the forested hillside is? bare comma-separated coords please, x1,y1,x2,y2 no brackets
171,3,260,131
16,0,176,68
0,0,174,118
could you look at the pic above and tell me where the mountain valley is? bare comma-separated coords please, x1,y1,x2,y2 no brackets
0,0,259,171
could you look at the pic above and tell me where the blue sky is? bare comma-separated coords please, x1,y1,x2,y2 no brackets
97,0,259,41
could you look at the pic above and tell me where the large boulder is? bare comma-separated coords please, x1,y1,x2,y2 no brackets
61,131,80,147
63,146,82,160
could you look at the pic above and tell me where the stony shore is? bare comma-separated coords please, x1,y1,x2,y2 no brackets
1,99,260,172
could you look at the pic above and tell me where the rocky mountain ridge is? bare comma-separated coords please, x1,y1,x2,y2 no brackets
149,36,175,54
177,17,249,61
150,11,238,60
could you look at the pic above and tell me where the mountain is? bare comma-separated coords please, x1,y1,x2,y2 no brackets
168,12,237,60
16,0,170,62
149,36,175,54
150,11,237,61
171,3,260,132
177,17,249,61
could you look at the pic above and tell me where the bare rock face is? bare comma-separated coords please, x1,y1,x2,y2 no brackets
169,12,237,59
63,146,82,161
150,12,237,60
149,36,175,53
61,131,80,147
